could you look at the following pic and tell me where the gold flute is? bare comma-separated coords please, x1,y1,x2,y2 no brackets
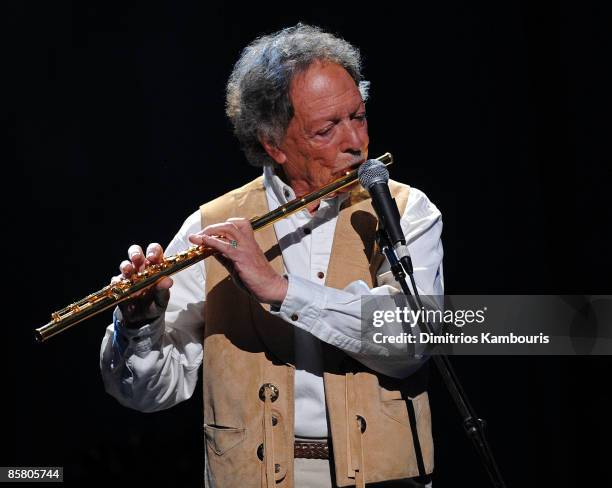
35,152,393,342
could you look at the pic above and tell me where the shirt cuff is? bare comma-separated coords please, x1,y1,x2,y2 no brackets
112,308,165,357
270,275,388,356
271,275,325,329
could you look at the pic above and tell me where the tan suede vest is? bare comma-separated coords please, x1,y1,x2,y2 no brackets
200,176,433,488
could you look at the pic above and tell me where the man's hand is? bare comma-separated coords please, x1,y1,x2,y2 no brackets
111,243,173,325
189,218,288,306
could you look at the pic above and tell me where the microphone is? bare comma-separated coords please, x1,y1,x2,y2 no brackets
357,159,408,246
358,159,412,267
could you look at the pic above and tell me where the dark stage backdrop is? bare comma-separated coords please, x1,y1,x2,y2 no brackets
12,1,612,487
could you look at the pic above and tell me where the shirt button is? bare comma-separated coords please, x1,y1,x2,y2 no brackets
317,271,325,279
303,227,311,235
291,314,299,321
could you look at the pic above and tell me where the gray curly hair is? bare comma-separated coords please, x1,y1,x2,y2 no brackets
225,23,370,167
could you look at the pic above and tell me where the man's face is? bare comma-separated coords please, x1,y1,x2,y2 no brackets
263,61,369,195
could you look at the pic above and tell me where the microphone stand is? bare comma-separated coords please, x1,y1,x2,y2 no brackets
376,230,507,488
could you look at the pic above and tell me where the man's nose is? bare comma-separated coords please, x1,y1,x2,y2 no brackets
340,120,368,153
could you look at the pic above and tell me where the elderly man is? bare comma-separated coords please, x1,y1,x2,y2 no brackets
100,24,443,488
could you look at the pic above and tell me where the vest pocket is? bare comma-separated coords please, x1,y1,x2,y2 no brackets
204,424,246,455
381,399,411,426
380,391,429,427
379,385,409,426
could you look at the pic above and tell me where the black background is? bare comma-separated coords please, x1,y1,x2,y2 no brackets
11,1,612,486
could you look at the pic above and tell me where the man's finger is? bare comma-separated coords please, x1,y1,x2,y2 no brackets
119,260,134,278
146,242,164,264
128,244,145,269
192,234,236,256
200,222,241,241
155,276,174,290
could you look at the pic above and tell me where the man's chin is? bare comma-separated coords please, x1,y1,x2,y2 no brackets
323,181,358,200
338,181,358,193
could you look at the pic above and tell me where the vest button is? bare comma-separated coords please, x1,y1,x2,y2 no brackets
257,443,264,461
291,314,299,321
317,271,324,279
271,415,278,426
259,383,279,402
275,464,281,473
303,227,311,235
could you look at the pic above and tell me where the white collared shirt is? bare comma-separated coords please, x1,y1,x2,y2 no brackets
100,167,444,437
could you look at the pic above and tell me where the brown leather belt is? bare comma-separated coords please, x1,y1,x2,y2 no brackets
294,440,329,459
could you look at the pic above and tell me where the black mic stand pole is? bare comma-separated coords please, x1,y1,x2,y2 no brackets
376,230,507,488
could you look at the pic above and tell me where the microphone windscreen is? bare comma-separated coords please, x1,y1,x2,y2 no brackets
358,159,389,190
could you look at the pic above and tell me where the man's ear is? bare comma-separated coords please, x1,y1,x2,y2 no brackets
259,136,287,165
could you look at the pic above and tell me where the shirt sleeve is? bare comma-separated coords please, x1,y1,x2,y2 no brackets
270,187,444,379
99,210,206,412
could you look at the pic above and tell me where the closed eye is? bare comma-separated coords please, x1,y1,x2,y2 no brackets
316,125,334,137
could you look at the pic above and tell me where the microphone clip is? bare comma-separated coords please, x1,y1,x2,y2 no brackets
376,229,414,279
376,229,407,283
